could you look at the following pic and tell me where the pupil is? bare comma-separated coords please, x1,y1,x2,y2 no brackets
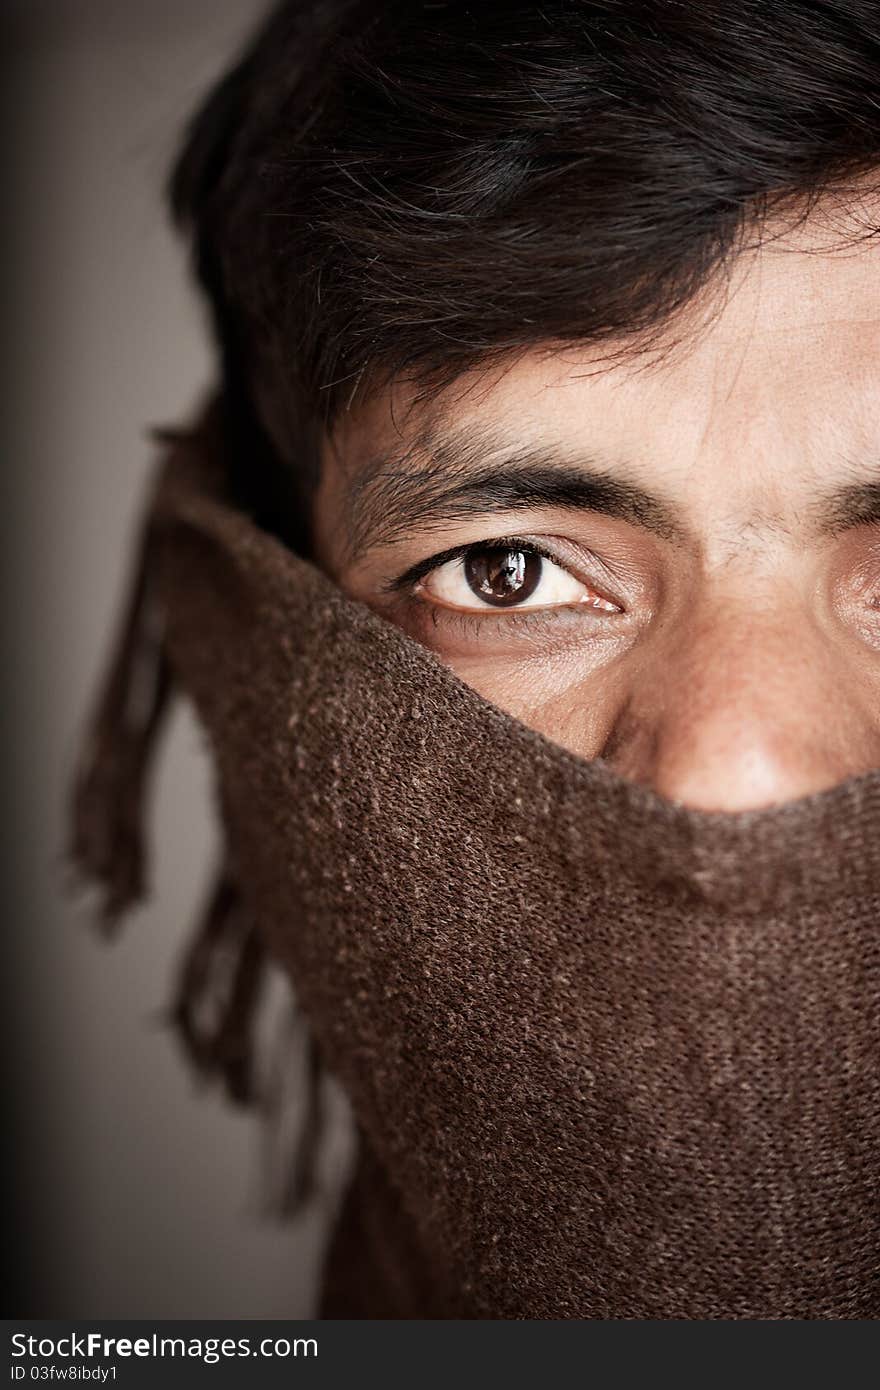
464,548,542,607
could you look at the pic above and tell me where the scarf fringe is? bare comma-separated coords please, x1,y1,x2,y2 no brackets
65,428,324,1218
66,500,173,933
170,862,326,1216
171,865,266,1107
260,1001,326,1216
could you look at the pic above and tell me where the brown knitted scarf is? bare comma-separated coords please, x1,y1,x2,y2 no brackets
69,410,880,1319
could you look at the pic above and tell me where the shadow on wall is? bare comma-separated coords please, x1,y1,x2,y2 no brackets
2,0,351,1317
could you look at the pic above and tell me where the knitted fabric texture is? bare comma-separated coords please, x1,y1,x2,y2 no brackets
71,420,880,1319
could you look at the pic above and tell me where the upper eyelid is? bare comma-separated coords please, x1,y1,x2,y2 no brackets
385,536,572,594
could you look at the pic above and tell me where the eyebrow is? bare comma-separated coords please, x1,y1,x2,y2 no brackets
342,426,880,559
811,478,880,537
344,433,688,558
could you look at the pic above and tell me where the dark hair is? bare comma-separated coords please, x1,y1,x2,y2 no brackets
169,0,880,544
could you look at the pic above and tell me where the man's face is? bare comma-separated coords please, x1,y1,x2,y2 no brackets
312,208,880,811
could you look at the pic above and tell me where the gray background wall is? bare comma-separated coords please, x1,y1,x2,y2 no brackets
4,0,346,1317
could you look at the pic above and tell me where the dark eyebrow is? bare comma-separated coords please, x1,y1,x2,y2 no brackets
343,426,880,560
811,478,880,538
344,435,688,558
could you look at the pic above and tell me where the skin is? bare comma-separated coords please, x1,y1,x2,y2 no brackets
312,199,880,811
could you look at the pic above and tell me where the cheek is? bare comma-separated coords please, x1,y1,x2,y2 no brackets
438,645,631,760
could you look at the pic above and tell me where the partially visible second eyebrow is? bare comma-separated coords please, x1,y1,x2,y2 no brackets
811,478,880,538
344,443,687,559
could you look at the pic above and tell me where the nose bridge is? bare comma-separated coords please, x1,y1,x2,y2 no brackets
608,582,866,811
670,585,805,726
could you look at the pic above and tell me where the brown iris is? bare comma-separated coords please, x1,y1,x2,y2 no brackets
463,547,543,607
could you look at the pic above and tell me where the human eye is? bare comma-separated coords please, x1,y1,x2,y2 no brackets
395,536,622,615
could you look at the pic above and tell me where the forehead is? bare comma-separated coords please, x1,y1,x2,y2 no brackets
330,201,880,486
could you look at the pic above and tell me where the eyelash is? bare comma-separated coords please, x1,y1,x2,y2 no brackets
387,535,565,596
386,534,622,633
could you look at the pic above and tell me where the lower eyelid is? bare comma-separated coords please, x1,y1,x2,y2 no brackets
413,596,580,637
409,589,621,633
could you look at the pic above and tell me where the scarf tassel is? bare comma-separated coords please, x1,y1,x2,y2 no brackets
170,864,325,1214
67,500,172,933
66,438,324,1217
